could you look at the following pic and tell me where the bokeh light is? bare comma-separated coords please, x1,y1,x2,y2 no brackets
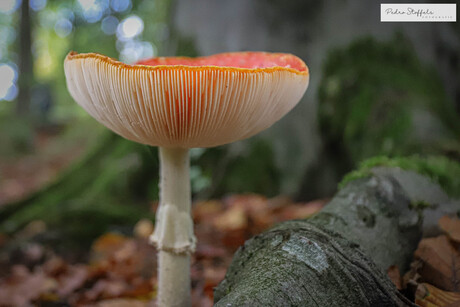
78,0,96,11
0,63,18,101
0,26,16,46
110,0,131,13
54,18,73,37
117,15,143,40
30,0,47,11
61,8,75,23
78,0,109,23
0,0,19,15
101,15,118,35
119,41,155,64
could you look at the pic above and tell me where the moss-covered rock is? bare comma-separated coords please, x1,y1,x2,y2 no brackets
317,35,460,179
339,155,460,198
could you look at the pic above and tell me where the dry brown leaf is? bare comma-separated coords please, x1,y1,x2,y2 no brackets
91,233,129,262
224,194,268,213
96,298,149,307
402,259,422,290
0,265,56,306
439,215,460,244
57,264,88,297
191,288,213,307
91,237,156,282
43,256,67,276
84,278,129,301
133,219,154,239
416,283,460,307
278,201,325,221
195,243,227,260
193,200,223,223
203,265,227,298
387,265,402,290
212,206,248,249
414,235,460,291
213,206,247,231
0,194,333,306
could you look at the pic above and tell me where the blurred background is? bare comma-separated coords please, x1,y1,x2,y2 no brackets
0,0,459,255
0,0,459,305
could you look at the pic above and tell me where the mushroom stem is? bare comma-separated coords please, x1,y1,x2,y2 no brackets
151,147,196,307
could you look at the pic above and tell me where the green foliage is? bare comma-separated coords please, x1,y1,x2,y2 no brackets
0,133,158,237
339,155,460,198
319,35,460,164
0,113,33,156
197,139,280,198
175,36,199,58
225,140,280,196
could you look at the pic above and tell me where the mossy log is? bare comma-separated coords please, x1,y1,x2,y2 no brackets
214,167,451,306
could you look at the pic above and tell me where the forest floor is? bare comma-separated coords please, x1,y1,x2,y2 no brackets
0,120,102,207
0,128,460,306
0,195,325,306
0,194,458,306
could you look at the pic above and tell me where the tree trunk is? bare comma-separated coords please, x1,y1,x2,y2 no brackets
214,168,443,306
17,0,33,117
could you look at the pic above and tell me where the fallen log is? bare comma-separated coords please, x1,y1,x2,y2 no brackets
214,157,460,306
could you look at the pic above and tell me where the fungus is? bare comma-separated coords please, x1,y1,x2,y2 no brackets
64,51,309,306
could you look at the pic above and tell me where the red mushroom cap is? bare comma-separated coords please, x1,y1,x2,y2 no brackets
64,51,309,148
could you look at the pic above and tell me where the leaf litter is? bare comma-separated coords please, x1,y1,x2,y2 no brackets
0,194,326,306
399,215,460,306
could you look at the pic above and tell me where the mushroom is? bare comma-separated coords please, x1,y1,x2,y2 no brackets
64,51,309,306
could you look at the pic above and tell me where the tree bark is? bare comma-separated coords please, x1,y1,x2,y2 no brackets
17,0,33,117
214,169,430,306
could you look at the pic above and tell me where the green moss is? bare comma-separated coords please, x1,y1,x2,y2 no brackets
339,155,460,198
175,35,199,58
319,35,460,165
409,200,434,210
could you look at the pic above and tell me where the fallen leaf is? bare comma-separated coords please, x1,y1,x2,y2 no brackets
23,242,45,262
191,288,213,307
213,206,248,249
57,264,88,297
43,256,66,276
0,194,334,306
402,259,422,290
414,235,460,291
84,278,129,301
439,215,460,244
133,219,154,239
278,201,325,221
0,265,56,306
91,233,129,263
387,265,402,290
416,283,460,307
195,244,227,260
203,265,227,298
96,298,148,307
213,206,247,231
224,194,268,213
90,237,156,282
193,200,223,223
